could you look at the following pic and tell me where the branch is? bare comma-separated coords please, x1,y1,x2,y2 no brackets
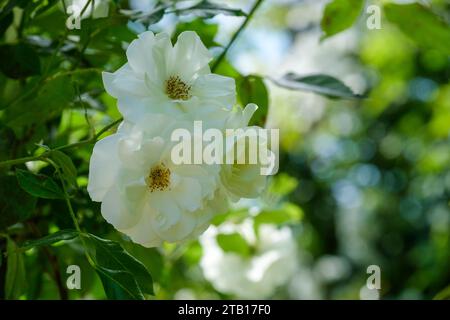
211,0,264,72
0,118,123,168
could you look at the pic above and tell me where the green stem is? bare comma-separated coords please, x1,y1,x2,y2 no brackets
0,155,46,168
80,0,93,17
59,172,82,234
211,0,264,72
61,0,68,17
0,117,122,168
93,117,123,139
46,68,102,81
54,164,95,266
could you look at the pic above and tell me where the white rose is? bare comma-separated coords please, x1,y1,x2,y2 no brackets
200,219,298,299
87,114,227,247
102,31,235,127
220,104,269,200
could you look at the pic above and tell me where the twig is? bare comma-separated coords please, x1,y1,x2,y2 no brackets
211,0,264,72
0,117,123,168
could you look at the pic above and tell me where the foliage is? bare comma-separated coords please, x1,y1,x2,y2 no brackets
0,0,448,300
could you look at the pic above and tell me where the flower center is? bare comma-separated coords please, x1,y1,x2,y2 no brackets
165,75,191,100
145,163,171,192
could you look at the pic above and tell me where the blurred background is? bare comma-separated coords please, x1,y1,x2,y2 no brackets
0,0,449,300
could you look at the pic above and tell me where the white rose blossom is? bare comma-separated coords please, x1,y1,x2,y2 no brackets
221,104,270,200
102,31,236,127
200,219,298,299
88,29,271,246
87,114,228,247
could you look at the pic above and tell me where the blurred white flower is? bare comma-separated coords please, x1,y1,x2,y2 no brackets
103,31,236,126
200,219,298,299
359,286,380,300
288,268,323,300
87,114,228,247
129,0,157,14
314,255,351,283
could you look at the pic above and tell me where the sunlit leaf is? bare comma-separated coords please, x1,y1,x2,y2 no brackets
254,202,303,228
320,0,364,39
217,233,252,257
384,3,450,55
268,173,298,197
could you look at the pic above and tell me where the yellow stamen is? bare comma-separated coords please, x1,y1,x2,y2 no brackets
145,163,171,192
165,75,191,100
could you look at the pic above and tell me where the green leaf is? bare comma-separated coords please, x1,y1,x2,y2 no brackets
85,234,154,300
0,174,36,230
174,19,219,48
320,0,364,39
384,3,450,55
0,12,13,36
28,0,59,18
274,73,361,99
0,43,41,79
268,173,298,197
237,75,269,126
96,267,141,300
178,0,246,18
216,233,252,257
20,229,79,251
4,74,75,134
79,15,130,44
16,169,64,199
213,59,242,78
5,237,27,299
0,0,28,21
50,150,78,189
434,284,450,300
254,202,303,228
118,240,164,283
